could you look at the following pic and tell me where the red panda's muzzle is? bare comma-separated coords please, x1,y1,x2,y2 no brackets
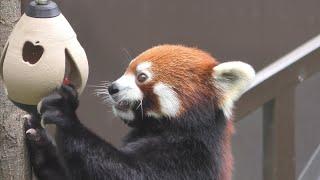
106,74,144,121
108,83,132,111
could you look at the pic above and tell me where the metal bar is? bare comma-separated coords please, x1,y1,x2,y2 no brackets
235,34,320,120
263,90,295,180
298,144,320,180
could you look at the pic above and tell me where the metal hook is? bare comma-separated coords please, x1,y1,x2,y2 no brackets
35,0,49,5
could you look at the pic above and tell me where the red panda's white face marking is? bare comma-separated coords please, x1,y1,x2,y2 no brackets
152,82,180,118
136,62,152,73
136,62,153,83
105,45,255,122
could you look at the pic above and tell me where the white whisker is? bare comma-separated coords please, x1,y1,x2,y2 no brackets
140,99,144,121
136,99,142,110
88,85,108,88
90,81,117,106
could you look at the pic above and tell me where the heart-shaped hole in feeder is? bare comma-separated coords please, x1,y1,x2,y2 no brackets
22,41,44,64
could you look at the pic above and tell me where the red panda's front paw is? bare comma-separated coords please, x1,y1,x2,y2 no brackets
24,114,50,146
37,84,80,128
23,114,41,129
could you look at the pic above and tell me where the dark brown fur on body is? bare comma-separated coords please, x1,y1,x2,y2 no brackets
25,87,234,180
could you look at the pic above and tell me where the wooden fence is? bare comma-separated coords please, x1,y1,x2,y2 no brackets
235,34,320,180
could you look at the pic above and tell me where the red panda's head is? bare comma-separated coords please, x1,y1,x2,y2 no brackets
105,45,255,123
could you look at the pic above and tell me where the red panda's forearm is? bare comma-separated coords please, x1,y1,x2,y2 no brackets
55,123,140,179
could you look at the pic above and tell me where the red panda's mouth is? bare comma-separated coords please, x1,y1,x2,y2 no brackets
115,100,131,111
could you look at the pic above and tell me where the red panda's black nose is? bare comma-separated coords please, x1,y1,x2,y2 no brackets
108,83,119,95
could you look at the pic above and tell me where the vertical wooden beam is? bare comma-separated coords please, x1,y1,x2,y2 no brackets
0,0,31,180
263,89,296,180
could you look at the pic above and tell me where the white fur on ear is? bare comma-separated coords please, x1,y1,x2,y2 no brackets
213,61,255,119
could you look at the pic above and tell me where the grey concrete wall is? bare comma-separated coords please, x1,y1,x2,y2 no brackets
22,0,320,179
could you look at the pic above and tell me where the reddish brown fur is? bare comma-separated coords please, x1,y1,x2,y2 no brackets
219,120,234,180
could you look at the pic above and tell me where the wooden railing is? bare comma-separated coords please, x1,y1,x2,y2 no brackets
235,34,320,180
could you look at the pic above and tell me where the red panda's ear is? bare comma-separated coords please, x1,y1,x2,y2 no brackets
213,61,255,118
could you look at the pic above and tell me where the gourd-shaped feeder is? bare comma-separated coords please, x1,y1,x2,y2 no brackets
0,0,89,111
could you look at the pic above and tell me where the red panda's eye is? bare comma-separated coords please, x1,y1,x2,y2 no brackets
137,73,148,83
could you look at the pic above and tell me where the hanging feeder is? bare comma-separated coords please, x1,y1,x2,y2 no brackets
0,0,89,110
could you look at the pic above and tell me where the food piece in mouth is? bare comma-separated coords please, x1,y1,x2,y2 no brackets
115,100,131,111
63,77,71,85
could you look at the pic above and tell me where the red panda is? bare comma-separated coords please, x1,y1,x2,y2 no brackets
107,45,255,179
25,44,255,180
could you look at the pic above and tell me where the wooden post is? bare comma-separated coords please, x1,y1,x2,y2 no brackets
0,0,31,179
263,90,296,180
